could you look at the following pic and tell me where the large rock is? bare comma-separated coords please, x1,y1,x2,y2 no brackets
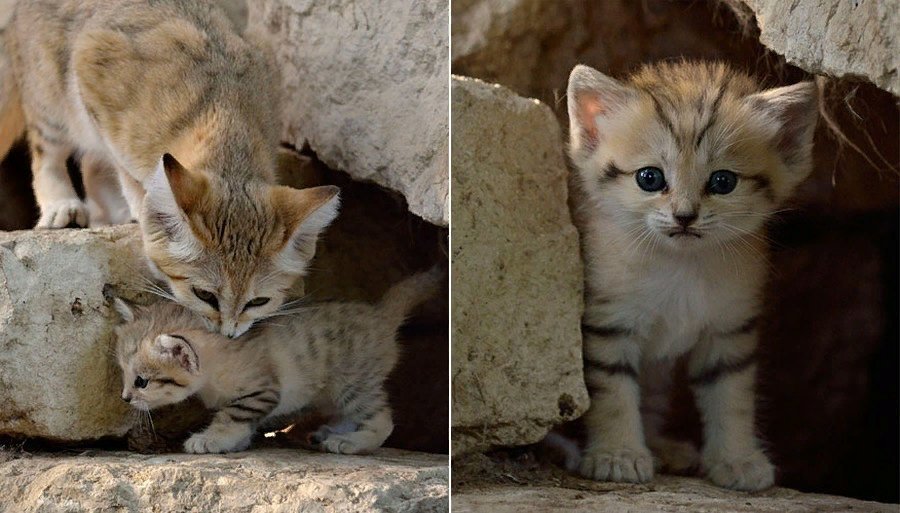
450,76,587,455
0,448,449,512
737,0,899,96
247,0,449,226
453,477,895,513
0,226,145,440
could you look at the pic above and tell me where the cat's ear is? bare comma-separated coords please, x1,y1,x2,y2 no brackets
567,65,637,158
153,334,200,373
271,185,340,271
112,297,135,324
143,154,205,261
745,82,818,166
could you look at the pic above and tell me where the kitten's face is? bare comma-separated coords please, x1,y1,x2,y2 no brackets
567,63,817,253
141,155,340,338
114,303,204,411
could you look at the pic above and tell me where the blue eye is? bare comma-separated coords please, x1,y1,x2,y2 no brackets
708,170,738,194
134,376,149,389
635,167,666,192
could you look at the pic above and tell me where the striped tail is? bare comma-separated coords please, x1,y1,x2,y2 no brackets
0,40,24,162
377,266,444,327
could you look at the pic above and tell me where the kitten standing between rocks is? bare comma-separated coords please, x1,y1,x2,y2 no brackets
566,61,818,491
0,0,339,337
114,269,443,455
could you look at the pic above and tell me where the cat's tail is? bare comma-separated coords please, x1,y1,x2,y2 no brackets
378,266,445,327
0,41,24,162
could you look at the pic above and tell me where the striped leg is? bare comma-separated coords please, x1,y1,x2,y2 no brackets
579,323,653,483
184,387,280,454
315,386,393,455
688,318,774,491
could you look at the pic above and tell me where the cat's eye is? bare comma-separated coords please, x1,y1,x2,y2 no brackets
244,297,271,311
635,167,666,192
134,376,149,389
192,287,219,310
707,170,738,195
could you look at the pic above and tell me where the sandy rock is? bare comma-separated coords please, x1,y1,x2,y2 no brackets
247,0,449,226
0,448,449,512
738,0,899,96
0,226,146,441
453,476,895,513
450,77,587,455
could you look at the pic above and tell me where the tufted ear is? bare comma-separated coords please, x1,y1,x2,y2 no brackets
142,154,205,261
745,82,818,167
153,334,200,374
271,185,340,272
112,297,135,324
567,64,638,160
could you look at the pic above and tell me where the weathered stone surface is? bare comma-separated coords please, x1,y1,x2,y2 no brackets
0,448,449,512
451,76,587,455
247,0,449,226
0,226,146,440
738,0,899,96
453,477,895,513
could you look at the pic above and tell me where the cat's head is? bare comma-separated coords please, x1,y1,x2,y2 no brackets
139,154,340,338
567,61,817,252
114,299,206,411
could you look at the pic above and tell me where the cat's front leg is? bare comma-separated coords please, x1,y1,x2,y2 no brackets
184,388,280,454
579,324,653,483
689,320,774,491
28,133,88,228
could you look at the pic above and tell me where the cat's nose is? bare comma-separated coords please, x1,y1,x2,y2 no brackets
674,212,698,228
121,393,132,403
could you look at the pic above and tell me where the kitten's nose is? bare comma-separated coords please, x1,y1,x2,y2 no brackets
122,393,132,403
674,212,698,228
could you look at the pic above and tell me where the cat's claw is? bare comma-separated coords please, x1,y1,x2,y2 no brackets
37,199,89,229
579,447,654,483
705,449,775,491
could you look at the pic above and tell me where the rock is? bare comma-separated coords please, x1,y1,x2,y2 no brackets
0,448,449,512
736,0,899,96
0,226,147,441
246,0,449,226
450,76,587,455
452,476,895,512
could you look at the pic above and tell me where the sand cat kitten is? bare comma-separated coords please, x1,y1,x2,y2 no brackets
567,61,817,491
0,0,338,337
115,269,441,454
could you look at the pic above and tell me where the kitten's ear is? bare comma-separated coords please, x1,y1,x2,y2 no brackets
112,297,135,324
271,185,340,271
153,334,200,373
745,82,818,166
567,65,637,158
142,154,205,261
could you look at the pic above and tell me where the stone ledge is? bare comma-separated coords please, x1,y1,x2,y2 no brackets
453,476,895,513
0,448,448,512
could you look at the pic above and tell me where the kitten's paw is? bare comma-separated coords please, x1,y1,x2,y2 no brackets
183,432,247,454
705,450,775,491
579,447,654,483
317,433,378,455
37,199,89,229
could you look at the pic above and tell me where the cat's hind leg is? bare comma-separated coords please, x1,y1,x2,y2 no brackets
82,153,130,226
579,325,653,483
315,389,393,455
28,131,86,228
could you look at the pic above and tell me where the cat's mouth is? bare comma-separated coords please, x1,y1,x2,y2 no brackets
667,229,702,239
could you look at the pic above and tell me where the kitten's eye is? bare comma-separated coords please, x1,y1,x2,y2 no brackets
708,170,738,195
192,287,219,310
134,376,149,389
244,297,270,311
635,167,666,192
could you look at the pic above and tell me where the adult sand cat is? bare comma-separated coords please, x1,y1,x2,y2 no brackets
115,269,441,454
567,61,817,491
0,0,339,337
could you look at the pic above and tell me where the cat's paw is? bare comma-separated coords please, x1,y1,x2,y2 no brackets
705,450,775,491
37,199,89,229
317,433,375,455
183,432,248,454
579,447,654,483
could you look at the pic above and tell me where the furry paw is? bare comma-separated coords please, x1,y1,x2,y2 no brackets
705,450,775,491
317,433,372,455
183,432,249,454
579,447,654,483
37,199,89,228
